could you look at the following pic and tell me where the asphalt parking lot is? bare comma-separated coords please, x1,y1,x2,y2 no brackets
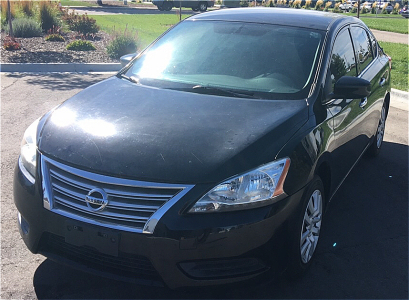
1,73,408,299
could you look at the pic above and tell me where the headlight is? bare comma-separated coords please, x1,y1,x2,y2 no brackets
189,158,290,213
19,119,39,183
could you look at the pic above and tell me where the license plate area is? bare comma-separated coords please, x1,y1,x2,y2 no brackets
64,221,120,257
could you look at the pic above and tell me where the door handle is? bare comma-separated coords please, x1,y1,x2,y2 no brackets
379,78,386,86
359,97,368,108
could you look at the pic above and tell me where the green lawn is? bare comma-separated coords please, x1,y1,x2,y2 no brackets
90,14,190,48
60,0,98,7
379,42,409,91
360,17,408,34
344,12,403,18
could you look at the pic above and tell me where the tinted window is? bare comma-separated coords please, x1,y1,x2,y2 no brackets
125,20,323,100
350,27,373,74
330,29,357,87
369,32,378,58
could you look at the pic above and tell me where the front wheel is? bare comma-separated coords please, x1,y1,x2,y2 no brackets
367,104,386,157
198,1,208,11
286,176,324,278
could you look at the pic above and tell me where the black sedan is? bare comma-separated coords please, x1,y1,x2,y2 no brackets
14,8,391,289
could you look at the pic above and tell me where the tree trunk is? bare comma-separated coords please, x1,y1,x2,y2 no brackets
7,0,13,38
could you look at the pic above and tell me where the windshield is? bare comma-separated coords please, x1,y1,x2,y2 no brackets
124,20,323,100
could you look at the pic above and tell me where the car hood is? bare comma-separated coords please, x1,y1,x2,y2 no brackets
38,76,308,184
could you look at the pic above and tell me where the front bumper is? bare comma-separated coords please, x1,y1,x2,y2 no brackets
14,159,305,289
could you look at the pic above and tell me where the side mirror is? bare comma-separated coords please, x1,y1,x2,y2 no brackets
120,53,137,68
332,76,371,99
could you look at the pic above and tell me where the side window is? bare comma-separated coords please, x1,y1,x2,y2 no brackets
330,29,357,88
350,26,374,74
369,32,378,58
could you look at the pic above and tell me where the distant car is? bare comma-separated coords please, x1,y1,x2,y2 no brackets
14,8,391,289
340,0,356,11
399,4,408,17
363,2,373,10
384,3,393,13
152,0,214,11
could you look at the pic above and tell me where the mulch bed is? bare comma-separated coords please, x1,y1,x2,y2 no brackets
1,30,118,63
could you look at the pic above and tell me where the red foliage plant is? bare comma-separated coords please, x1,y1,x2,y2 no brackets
3,37,21,51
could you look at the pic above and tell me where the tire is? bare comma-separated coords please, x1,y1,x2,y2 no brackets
198,1,208,11
286,176,324,279
192,7,199,11
367,104,386,157
157,5,164,10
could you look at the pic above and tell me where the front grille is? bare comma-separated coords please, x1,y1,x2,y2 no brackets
41,156,193,233
40,233,163,284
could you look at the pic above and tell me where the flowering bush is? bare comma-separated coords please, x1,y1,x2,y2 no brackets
62,10,99,35
3,37,21,51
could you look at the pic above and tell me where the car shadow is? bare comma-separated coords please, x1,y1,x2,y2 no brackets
32,141,408,299
5,73,111,91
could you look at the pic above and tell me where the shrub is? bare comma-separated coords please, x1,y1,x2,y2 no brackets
315,0,324,10
4,18,42,38
1,1,16,27
392,3,400,14
361,7,369,14
3,37,21,51
39,1,61,32
240,0,249,7
333,2,341,12
45,33,65,41
20,1,34,17
66,40,96,51
106,34,137,59
292,0,302,8
303,0,312,9
62,11,99,35
371,3,377,14
324,1,332,11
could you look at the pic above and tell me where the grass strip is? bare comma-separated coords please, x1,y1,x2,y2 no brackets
361,17,408,34
379,42,409,91
60,0,98,7
90,14,190,49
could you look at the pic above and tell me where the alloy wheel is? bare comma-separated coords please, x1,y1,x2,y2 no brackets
300,189,322,264
376,106,386,148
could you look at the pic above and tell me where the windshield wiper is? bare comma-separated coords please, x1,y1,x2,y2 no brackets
191,85,258,99
118,74,140,84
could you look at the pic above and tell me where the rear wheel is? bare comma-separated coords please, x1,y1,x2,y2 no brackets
163,2,173,11
287,176,324,278
367,104,386,157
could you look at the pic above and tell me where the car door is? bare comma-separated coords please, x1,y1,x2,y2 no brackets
325,26,370,186
350,25,388,145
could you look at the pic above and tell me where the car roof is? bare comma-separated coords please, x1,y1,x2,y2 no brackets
189,7,358,31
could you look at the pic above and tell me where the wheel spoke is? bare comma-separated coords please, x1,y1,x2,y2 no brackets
304,211,312,225
301,230,309,244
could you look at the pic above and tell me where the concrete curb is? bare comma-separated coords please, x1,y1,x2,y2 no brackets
391,88,409,111
0,63,122,73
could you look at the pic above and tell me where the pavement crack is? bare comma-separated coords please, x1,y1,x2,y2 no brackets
1,77,19,91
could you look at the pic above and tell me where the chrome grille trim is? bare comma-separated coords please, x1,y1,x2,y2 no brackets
41,155,194,234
